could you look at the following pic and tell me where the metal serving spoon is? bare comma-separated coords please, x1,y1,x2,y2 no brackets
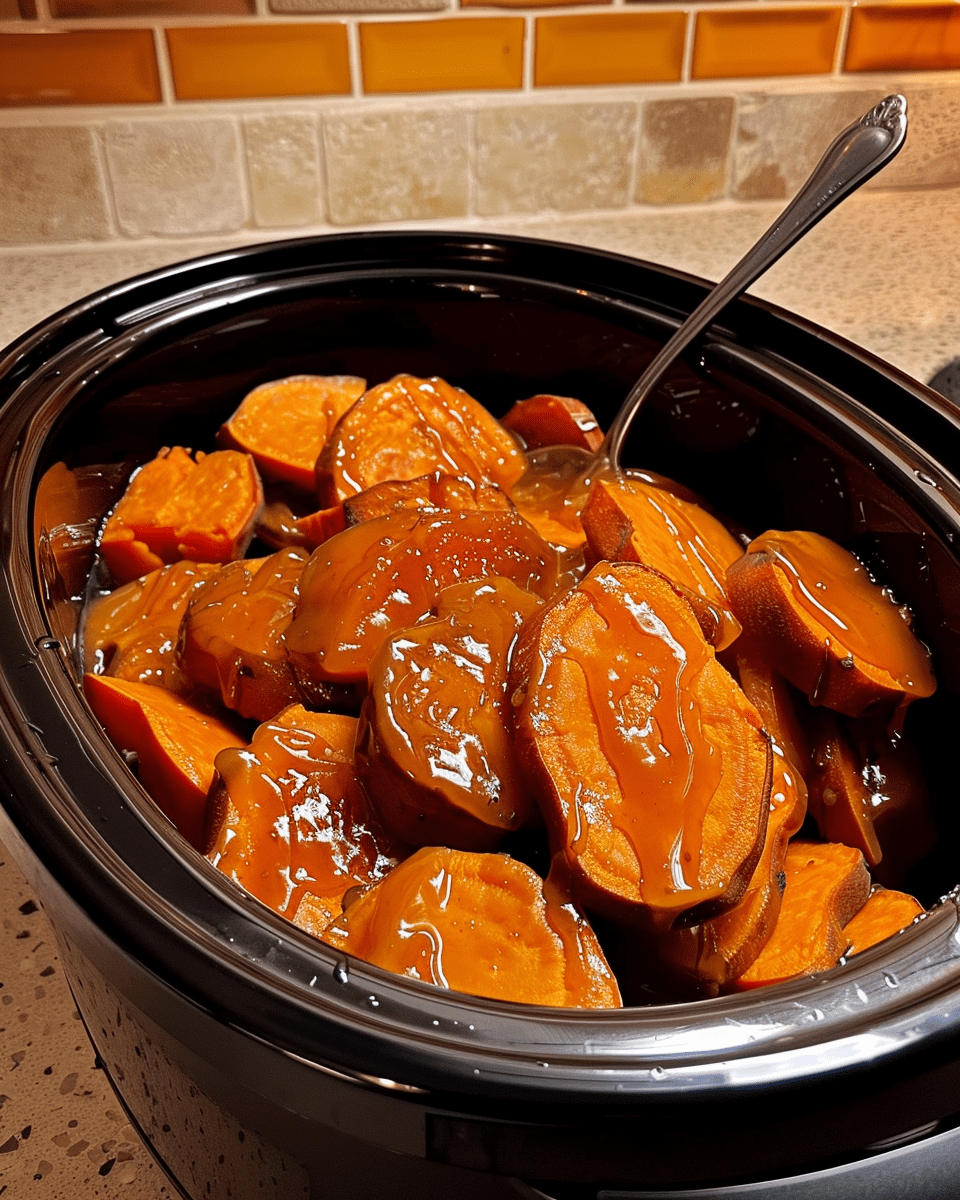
518,93,909,510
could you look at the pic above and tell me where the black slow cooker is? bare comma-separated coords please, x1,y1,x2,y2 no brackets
3,232,960,1200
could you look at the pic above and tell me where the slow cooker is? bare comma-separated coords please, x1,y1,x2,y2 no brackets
3,231,960,1200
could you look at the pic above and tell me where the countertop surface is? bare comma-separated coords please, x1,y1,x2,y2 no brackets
2,188,960,1198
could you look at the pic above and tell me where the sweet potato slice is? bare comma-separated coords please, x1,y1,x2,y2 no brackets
207,706,403,920
841,887,924,956
99,446,263,586
83,673,245,850
284,507,559,690
179,547,311,723
356,578,543,851
84,560,219,696
581,477,744,650
726,529,936,717
315,374,526,505
217,374,366,491
720,634,812,779
321,847,621,1008
733,841,871,989
646,745,808,997
511,561,772,933
807,711,936,887
500,393,604,454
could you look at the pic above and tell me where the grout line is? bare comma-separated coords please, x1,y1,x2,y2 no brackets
834,2,853,77
346,18,363,99
681,10,697,85
152,24,176,108
523,14,535,93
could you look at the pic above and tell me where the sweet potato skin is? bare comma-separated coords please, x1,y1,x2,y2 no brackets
500,393,604,454
726,529,935,717
511,561,771,933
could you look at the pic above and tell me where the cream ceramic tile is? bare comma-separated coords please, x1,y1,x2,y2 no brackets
104,119,246,237
243,112,323,228
864,84,960,190
732,90,878,201
0,125,111,244
323,108,468,223
637,96,734,205
475,101,637,216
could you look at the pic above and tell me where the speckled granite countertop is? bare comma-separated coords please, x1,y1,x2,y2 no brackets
1,189,959,1199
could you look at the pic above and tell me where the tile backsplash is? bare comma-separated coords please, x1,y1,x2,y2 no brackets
2,1,960,247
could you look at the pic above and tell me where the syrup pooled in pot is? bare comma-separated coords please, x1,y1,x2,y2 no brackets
75,373,935,1006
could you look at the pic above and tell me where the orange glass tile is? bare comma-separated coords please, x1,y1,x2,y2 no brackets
360,18,524,93
0,30,161,106
166,24,350,100
52,0,252,14
693,8,843,79
535,13,686,87
845,4,960,72
463,0,605,8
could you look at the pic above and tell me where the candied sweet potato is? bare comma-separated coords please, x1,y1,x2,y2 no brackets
500,393,604,454
179,547,309,722
841,887,924,956
83,673,245,850
511,561,772,933
315,374,526,505
207,706,403,921
356,578,542,851
721,634,812,778
807,711,936,887
343,470,513,526
217,374,366,491
99,446,263,586
321,847,622,1008
284,507,559,690
581,477,744,650
726,529,936,717
734,841,871,989
84,560,219,696
644,745,807,997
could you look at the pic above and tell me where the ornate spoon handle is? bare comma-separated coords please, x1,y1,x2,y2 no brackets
601,93,908,470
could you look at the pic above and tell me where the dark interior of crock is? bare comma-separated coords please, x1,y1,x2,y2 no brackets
31,246,960,956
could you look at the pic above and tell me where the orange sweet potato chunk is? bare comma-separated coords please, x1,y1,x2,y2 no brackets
99,446,264,586
343,470,514,526
321,847,622,1008
734,841,871,989
647,746,807,996
726,529,936,718
315,374,526,505
207,706,403,921
511,561,772,933
500,393,604,453
841,887,924,956
84,560,219,696
806,711,936,887
179,548,309,723
581,477,744,650
284,507,559,690
217,374,366,491
356,578,542,851
83,673,245,850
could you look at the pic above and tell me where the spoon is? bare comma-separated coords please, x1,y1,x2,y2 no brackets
516,93,909,512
